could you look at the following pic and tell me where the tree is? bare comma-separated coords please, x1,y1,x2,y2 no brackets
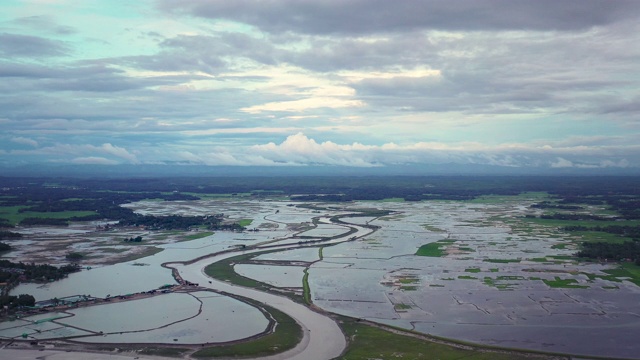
16,294,35,307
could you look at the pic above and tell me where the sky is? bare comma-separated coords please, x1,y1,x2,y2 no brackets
1,0,639,173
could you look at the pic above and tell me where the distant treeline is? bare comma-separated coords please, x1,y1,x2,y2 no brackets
564,225,640,240
0,230,22,239
2,175,640,227
578,241,640,265
0,260,81,296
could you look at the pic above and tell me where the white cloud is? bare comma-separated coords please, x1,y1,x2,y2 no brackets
71,156,119,165
551,157,574,168
10,137,38,147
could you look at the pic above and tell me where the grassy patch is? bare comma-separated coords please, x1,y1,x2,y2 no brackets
137,347,189,357
238,219,254,227
483,259,521,263
421,224,446,232
399,277,419,284
192,304,302,358
338,318,534,359
523,217,640,229
573,231,632,244
302,268,311,304
182,231,214,241
0,205,97,225
465,268,481,273
205,254,269,290
602,263,640,286
416,240,454,257
394,303,412,310
543,276,589,289
458,275,477,280
496,275,524,280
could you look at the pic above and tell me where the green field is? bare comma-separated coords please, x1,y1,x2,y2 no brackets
182,231,214,241
415,240,454,257
338,318,537,360
0,205,97,225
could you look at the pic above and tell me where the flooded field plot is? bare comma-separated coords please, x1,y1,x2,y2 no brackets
310,200,640,358
254,247,320,262
72,292,269,344
234,264,305,288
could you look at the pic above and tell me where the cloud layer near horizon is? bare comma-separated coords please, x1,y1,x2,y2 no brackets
1,1,639,171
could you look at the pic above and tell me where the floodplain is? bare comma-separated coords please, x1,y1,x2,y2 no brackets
0,177,639,359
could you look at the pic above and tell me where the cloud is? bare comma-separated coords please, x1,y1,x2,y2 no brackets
10,137,38,147
71,157,119,165
159,0,640,34
12,15,77,35
248,133,638,169
99,143,139,163
0,33,70,58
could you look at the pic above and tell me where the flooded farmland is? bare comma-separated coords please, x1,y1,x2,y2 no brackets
3,197,640,358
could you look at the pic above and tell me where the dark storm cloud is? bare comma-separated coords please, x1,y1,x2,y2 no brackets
0,33,70,57
158,0,640,34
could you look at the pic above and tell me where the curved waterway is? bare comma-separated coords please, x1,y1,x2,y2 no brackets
5,212,377,359
165,219,376,359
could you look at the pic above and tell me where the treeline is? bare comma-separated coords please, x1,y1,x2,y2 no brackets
538,214,620,221
0,294,35,309
119,214,245,231
0,260,81,296
0,230,22,239
530,201,582,210
563,225,640,239
577,241,640,265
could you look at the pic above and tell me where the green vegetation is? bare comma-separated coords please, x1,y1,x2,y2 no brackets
542,276,589,289
600,263,640,286
458,275,477,280
182,231,215,241
465,267,481,273
394,303,412,310
205,254,268,290
338,318,535,360
192,304,302,358
238,219,253,227
302,268,311,304
415,240,454,257
483,259,521,263
0,230,21,240
398,277,419,284
422,224,446,232
65,252,84,260
137,347,190,357
0,205,98,226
